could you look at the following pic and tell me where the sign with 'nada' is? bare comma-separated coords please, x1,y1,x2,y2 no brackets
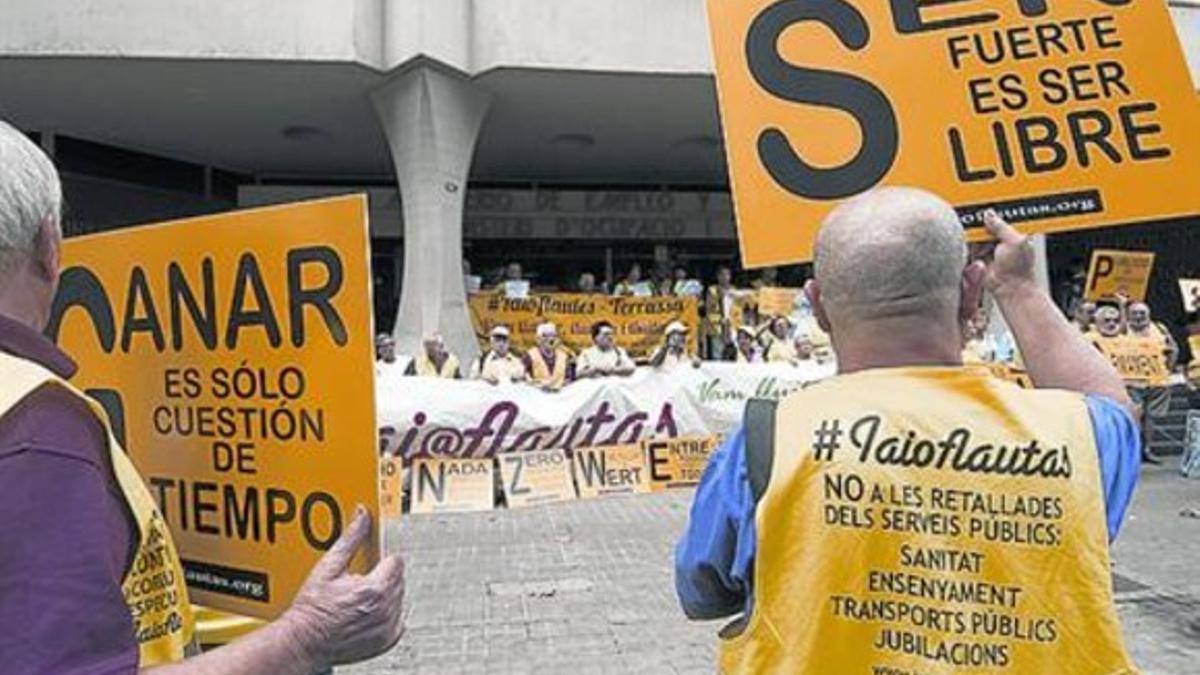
708,0,1200,265
48,195,379,619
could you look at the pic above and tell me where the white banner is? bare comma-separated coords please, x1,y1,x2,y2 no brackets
376,362,834,458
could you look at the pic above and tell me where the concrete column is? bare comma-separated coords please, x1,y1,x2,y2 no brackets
370,64,491,364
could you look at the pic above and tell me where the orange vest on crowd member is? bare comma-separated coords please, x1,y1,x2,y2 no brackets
721,366,1134,674
413,352,460,378
527,346,571,389
0,352,195,666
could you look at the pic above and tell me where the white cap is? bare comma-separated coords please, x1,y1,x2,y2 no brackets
490,325,511,338
536,322,558,338
665,321,689,335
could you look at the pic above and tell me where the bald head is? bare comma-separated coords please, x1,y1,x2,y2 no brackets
814,187,967,326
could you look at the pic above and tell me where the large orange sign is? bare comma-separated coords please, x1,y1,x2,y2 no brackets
708,0,1200,265
48,196,379,619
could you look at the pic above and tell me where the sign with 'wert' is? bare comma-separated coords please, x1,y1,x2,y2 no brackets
708,0,1200,265
49,196,379,619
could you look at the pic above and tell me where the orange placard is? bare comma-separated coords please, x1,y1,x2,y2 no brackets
644,436,721,492
757,287,800,318
468,293,699,358
708,0,1200,265
408,457,495,514
49,196,378,619
498,449,578,508
1098,336,1170,385
1085,249,1155,301
380,456,403,521
572,445,651,499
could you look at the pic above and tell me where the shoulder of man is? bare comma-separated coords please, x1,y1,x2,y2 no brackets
0,383,110,468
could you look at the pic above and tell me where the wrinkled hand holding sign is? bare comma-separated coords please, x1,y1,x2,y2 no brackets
49,196,379,619
708,0,1200,265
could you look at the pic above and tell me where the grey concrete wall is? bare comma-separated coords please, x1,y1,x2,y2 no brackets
1,1,1195,85
0,0,384,64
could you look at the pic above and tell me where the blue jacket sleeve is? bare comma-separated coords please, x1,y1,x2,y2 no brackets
1086,395,1141,542
674,426,758,620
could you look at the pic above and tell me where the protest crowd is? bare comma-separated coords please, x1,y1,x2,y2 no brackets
376,252,1198,447
2,0,1198,672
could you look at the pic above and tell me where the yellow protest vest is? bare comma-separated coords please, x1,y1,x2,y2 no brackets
764,336,797,364
0,352,194,666
721,366,1134,675
527,347,570,389
414,352,460,378
478,351,526,383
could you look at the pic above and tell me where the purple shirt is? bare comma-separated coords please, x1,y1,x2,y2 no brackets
0,313,138,674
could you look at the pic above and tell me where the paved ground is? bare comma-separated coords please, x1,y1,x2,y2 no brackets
344,465,1200,674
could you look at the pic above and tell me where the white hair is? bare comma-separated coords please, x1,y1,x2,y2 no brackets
536,322,557,338
0,121,61,276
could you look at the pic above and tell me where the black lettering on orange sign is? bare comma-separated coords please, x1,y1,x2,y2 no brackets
145,477,338,549
46,246,349,354
746,0,898,199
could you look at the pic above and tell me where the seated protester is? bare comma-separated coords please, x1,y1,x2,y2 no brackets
650,321,701,370
374,332,411,382
471,325,527,385
577,321,637,378
405,333,461,378
524,322,574,391
763,316,798,363
733,325,763,363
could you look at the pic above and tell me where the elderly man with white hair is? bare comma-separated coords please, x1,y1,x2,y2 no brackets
523,321,574,391
676,187,1140,673
405,333,461,379
471,325,526,385
0,122,405,672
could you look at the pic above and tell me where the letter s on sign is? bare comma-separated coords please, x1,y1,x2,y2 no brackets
746,0,898,199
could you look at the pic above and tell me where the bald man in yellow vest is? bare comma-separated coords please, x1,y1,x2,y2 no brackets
676,188,1141,674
